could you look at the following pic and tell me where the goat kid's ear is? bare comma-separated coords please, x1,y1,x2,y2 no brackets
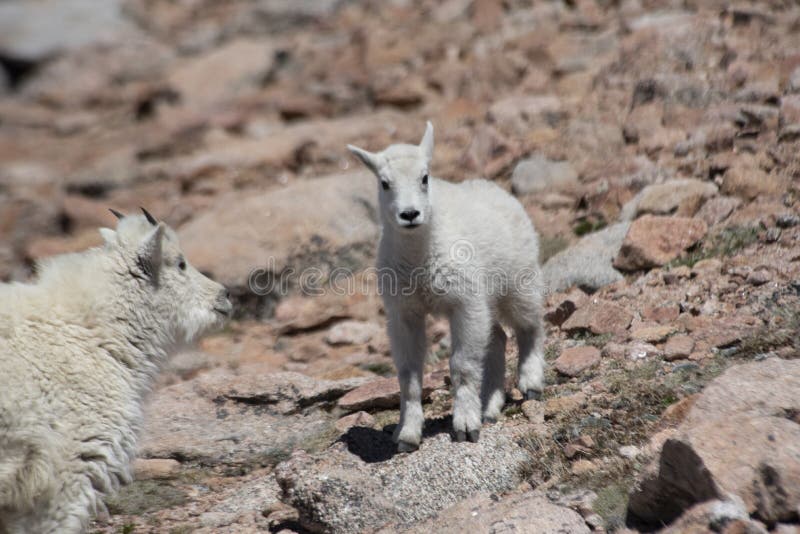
419,121,434,162
347,144,382,175
136,222,166,281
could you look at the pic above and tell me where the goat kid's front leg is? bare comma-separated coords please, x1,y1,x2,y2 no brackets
387,306,427,452
449,304,492,443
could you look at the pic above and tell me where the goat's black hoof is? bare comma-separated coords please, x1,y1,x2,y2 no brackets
454,430,467,442
468,429,480,443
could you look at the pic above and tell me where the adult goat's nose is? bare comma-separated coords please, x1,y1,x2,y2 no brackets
400,209,420,222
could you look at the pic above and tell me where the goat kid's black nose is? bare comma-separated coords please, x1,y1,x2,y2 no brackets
400,209,420,221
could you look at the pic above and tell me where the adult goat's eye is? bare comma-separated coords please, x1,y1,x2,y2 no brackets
178,259,187,271
422,174,429,185
381,180,390,191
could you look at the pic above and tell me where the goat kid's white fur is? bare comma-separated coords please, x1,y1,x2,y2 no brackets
0,213,231,533
348,122,546,451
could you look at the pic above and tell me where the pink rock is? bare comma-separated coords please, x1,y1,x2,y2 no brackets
614,215,707,271
555,346,601,377
663,335,695,361
561,300,634,335
337,372,446,412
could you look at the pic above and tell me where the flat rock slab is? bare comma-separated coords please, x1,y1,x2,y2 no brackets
381,491,590,533
140,365,364,467
275,422,537,533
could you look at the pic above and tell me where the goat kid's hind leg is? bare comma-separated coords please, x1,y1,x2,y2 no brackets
450,304,492,443
387,308,427,452
516,316,546,401
481,324,506,423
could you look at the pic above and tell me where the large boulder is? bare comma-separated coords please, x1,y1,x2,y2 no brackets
178,171,379,294
274,421,538,533
628,358,800,528
541,222,630,293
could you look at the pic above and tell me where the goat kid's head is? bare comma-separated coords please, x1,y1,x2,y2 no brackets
103,208,233,342
348,121,434,232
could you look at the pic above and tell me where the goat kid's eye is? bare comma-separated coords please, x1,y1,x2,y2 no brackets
381,180,390,191
178,260,187,271
422,174,429,185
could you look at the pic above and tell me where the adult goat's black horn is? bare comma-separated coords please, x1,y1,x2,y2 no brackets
109,208,125,220
140,207,157,226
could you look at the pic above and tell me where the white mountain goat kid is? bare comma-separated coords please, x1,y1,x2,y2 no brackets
348,123,546,452
0,209,232,533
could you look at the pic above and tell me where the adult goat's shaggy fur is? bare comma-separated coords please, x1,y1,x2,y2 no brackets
348,123,546,452
0,211,231,533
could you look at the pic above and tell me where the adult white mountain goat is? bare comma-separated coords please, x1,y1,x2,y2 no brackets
348,123,546,452
0,209,231,533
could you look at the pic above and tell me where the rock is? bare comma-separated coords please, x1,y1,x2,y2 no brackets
721,166,787,200
635,179,718,216
324,320,382,346
571,459,597,475
562,299,634,335
628,358,800,528
657,498,755,534
386,492,591,534
133,459,181,480
542,222,630,293
664,335,695,361
544,392,587,418
335,411,377,433
275,422,539,533
614,215,707,271
178,171,379,292
746,268,771,286
544,288,589,326
273,295,349,333
0,0,137,62
619,445,641,459
789,66,800,93
696,196,742,226
642,304,680,324
555,346,601,377
776,213,800,228
626,342,661,360
779,94,800,141
487,95,565,135
510,155,579,196
337,372,446,412
139,365,365,466
631,325,676,343
167,38,275,111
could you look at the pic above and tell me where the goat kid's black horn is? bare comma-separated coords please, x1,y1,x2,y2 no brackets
140,207,158,226
109,208,125,220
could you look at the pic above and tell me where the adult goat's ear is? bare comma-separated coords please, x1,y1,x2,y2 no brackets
136,222,165,282
419,121,434,162
347,144,382,175
99,228,117,246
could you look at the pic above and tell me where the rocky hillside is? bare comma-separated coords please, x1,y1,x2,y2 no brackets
1,0,799,532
